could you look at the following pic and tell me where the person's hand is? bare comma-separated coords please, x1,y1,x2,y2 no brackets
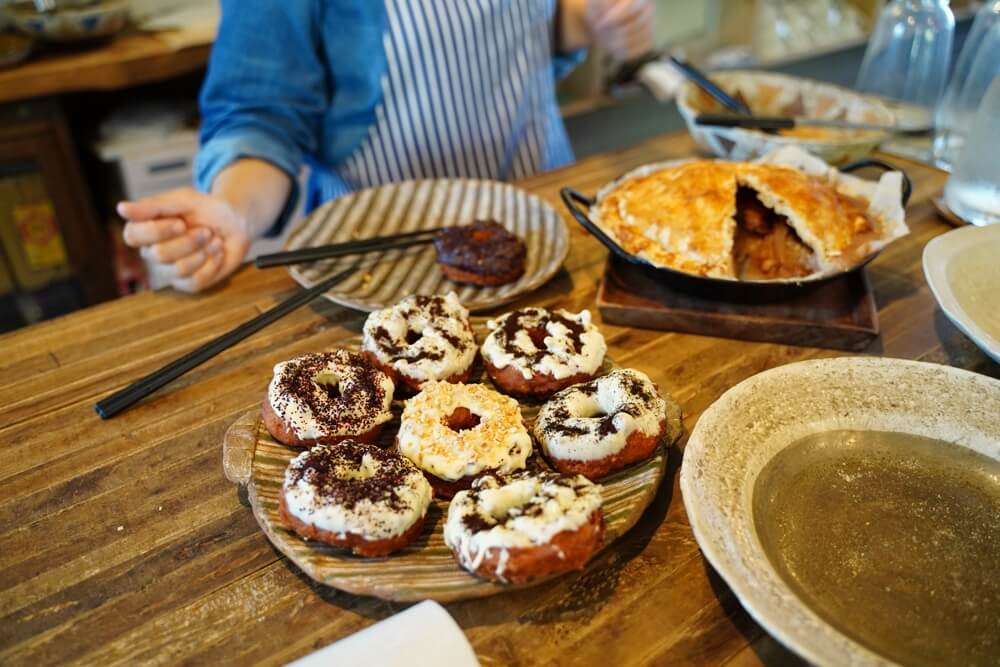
586,0,654,62
119,187,251,293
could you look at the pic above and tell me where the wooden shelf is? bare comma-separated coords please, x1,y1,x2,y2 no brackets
0,28,211,103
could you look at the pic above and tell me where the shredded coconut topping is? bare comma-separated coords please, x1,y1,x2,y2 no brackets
481,307,606,380
443,471,603,576
267,350,394,441
396,381,532,481
362,293,476,385
534,368,667,462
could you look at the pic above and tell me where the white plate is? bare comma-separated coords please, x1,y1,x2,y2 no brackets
923,224,1000,363
285,179,570,313
680,357,1000,666
676,70,896,164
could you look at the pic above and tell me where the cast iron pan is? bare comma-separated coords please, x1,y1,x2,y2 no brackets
560,159,912,303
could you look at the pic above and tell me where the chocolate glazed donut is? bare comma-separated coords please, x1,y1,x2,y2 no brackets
434,220,527,286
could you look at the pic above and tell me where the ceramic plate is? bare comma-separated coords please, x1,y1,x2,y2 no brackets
676,70,895,164
924,224,1000,363
285,179,570,313
681,357,1000,666
224,331,681,602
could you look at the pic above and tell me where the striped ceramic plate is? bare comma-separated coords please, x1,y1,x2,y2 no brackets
284,179,570,313
223,339,672,602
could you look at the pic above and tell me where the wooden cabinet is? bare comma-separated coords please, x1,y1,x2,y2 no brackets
0,99,116,321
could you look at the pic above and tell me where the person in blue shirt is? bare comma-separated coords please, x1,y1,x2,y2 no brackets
120,0,653,292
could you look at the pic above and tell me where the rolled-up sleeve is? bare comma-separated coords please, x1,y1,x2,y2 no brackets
195,0,328,231
553,49,587,80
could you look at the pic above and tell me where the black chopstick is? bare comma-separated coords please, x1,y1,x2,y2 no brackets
670,56,751,115
94,267,355,419
255,227,442,268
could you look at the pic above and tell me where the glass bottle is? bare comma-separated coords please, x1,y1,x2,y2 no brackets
855,0,955,124
932,0,1000,169
943,75,1000,226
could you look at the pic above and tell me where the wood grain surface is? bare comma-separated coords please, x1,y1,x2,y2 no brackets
0,29,211,104
1,132,996,667
598,257,879,351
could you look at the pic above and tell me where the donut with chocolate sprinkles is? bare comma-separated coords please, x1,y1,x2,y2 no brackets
534,368,682,479
434,220,527,286
263,350,395,448
481,307,607,398
443,471,605,583
279,441,432,556
362,293,476,393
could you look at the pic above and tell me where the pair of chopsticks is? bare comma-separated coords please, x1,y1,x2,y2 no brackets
254,227,441,268
95,226,445,419
666,56,931,136
695,112,932,137
94,267,354,419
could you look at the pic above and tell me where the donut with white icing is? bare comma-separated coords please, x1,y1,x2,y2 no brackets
396,381,532,498
481,307,607,398
362,293,476,393
534,368,681,479
263,350,394,448
443,471,605,584
279,441,432,557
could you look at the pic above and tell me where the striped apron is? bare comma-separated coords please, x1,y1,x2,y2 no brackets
316,0,575,201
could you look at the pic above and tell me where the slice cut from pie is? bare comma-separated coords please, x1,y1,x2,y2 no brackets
590,159,907,282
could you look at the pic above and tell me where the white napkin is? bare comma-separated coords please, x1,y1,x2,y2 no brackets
287,600,480,667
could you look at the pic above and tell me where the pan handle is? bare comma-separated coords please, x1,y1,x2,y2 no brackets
840,158,912,206
560,187,643,266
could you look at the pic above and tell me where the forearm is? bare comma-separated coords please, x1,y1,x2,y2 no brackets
209,158,292,240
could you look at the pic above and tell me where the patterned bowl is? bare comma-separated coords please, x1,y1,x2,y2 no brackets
3,0,128,43
0,31,32,67
676,70,896,165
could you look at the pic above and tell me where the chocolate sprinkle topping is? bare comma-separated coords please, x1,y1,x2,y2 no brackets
286,441,416,512
272,351,390,435
368,295,471,363
538,369,661,441
460,471,592,533
494,308,587,364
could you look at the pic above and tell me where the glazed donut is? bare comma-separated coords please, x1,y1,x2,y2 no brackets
481,307,607,398
279,441,432,557
362,293,476,393
263,350,394,448
434,220,527,286
443,471,605,584
396,381,532,497
534,368,682,479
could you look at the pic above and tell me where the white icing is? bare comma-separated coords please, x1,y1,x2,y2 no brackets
481,308,607,380
362,292,476,384
283,445,432,540
534,368,667,463
267,351,394,441
396,381,532,481
443,472,603,578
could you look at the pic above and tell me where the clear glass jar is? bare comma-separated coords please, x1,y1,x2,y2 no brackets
932,1,1000,170
943,75,1000,226
855,0,955,122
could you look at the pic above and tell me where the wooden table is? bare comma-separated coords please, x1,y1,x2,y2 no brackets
0,29,211,104
2,132,996,666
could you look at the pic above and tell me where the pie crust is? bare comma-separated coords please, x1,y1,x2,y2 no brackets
590,148,908,281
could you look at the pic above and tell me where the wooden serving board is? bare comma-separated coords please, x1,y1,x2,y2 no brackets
222,346,673,603
598,258,879,351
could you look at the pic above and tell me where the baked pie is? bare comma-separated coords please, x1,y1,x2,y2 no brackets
590,153,908,281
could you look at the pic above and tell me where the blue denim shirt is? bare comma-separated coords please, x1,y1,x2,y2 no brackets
195,0,583,228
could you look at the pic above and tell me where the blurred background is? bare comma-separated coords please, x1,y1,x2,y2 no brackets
0,0,982,332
